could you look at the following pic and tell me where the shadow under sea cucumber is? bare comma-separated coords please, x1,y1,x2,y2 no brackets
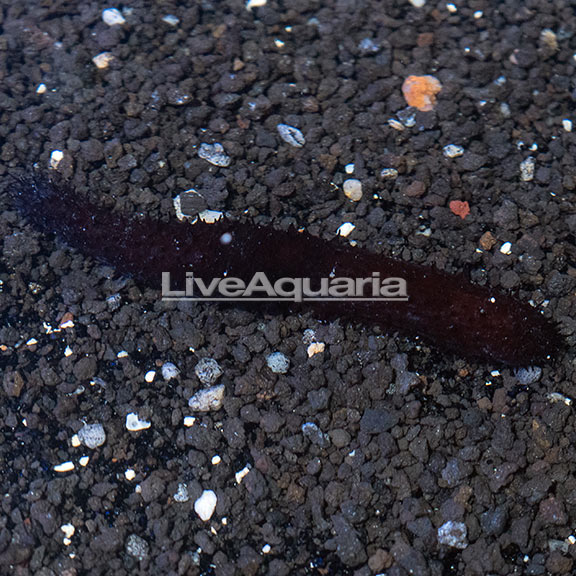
8,173,563,367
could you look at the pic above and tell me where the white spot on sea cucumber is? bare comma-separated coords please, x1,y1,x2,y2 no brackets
220,232,233,245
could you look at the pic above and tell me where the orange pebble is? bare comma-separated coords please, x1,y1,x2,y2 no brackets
449,200,470,219
402,75,442,111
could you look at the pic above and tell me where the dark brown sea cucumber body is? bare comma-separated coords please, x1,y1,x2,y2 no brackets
9,175,562,366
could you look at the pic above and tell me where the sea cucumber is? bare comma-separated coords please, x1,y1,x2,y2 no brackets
8,173,562,366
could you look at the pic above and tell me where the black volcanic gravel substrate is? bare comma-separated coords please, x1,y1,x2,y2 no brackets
1,1,576,574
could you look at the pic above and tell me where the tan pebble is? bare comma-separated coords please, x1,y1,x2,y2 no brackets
343,179,362,201
404,181,426,198
479,231,496,250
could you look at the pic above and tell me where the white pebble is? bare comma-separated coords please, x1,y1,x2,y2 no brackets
473,10,483,18
71,434,81,448
61,524,75,539
343,179,363,202
212,455,222,465
26,338,38,346
36,83,47,94
380,168,398,179
443,144,464,158
125,412,151,431
336,223,355,238
388,118,405,131
64,346,73,357
235,465,251,484
198,209,224,224
303,329,316,344
92,52,114,69
416,226,432,237
499,242,512,255
409,0,426,6
184,416,197,427
195,358,223,385
54,461,74,473
102,8,125,26
266,351,290,374
262,544,271,554
547,392,572,406
106,293,122,310
520,157,535,181
77,423,106,449
438,521,468,549
126,534,149,561
173,189,202,221
161,362,180,380
446,3,457,12
345,163,355,174
79,456,90,467
277,124,306,148
144,370,156,383
198,143,231,167
188,384,225,412
173,483,189,503
117,350,128,358
563,119,572,132
161,14,180,26
515,366,542,385
125,469,136,481
194,490,217,521
246,0,267,9
50,150,64,169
